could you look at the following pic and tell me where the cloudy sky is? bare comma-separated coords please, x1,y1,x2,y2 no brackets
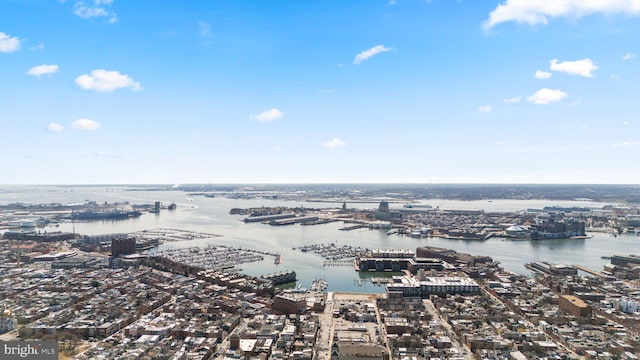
1,0,639,184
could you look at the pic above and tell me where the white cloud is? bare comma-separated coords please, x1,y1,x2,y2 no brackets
503,96,521,104
324,137,346,149
535,70,552,79
75,69,142,92
74,0,117,23
550,58,598,77
0,32,20,53
527,88,568,105
478,105,492,113
198,21,211,37
253,108,283,122
47,123,64,132
30,42,44,51
612,141,640,147
26,64,59,77
623,120,631,125
484,0,640,30
71,118,101,130
353,45,392,65
622,52,636,60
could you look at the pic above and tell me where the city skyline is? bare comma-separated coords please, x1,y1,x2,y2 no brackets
1,0,639,184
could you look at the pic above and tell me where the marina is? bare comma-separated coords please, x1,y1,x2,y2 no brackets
152,245,266,270
292,243,368,261
130,228,223,243
1,185,639,293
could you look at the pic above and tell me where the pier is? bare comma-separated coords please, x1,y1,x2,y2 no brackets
243,213,296,223
575,265,615,280
322,259,354,267
339,224,366,231
269,215,319,226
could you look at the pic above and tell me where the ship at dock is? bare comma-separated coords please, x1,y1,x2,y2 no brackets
71,209,142,220
403,203,433,209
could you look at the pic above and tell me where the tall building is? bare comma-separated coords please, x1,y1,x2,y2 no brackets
111,237,136,257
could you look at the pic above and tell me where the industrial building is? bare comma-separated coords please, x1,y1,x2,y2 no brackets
558,295,592,318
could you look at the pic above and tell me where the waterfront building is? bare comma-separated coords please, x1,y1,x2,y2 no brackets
374,200,401,221
611,254,640,266
369,249,414,258
525,262,577,276
260,270,297,285
82,233,127,245
416,246,492,266
2,231,76,242
623,214,640,227
368,220,392,229
416,246,457,261
505,225,530,238
532,217,586,239
111,237,136,257
385,276,480,298
356,257,445,273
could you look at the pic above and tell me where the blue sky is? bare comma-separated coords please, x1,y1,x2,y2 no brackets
1,0,639,184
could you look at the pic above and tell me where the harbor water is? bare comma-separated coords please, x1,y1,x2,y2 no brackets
1,185,638,293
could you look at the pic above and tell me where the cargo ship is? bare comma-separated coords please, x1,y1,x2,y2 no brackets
71,210,142,220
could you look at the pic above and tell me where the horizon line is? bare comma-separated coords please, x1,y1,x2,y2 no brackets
2,182,640,186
